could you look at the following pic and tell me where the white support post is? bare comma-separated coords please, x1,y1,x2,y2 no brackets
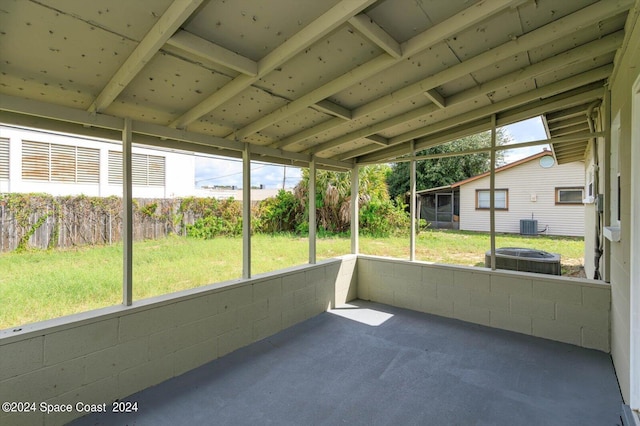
122,118,133,306
490,114,497,270
410,141,417,261
603,89,612,282
351,164,359,254
309,157,317,264
243,143,251,279
630,75,640,411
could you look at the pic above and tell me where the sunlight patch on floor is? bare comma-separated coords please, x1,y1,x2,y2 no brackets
328,303,394,326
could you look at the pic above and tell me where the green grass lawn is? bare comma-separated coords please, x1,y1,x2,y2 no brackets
0,231,584,330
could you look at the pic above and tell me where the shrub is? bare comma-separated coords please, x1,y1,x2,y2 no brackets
255,190,302,233
183,197,243,239
360,197,410,237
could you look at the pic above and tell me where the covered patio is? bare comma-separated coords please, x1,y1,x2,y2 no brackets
70,300,622,426
1,0,639,425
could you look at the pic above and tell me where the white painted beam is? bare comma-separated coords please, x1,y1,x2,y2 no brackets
365,134,389,145
314,100,353,120
424,89,446,109
384,132,604,164
0,94,354,171
357,120,491,163
297,32,622,157
401,0,525,57
387,66,611,146
232,55,397,140
89,0,205,113
356,86,603,163
348,14,402,58
272,117,344,149
2,94,123,130
166,30,258,76
610,0,640,87
336,66,609,159
234,0,520,141
353,0,632,119
172,0,377,128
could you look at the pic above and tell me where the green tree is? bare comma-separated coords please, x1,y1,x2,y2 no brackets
293,164,408,235
387,130,510,200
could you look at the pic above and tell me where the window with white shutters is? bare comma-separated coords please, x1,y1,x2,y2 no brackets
108,150,165,186
22,140,50,181
0,138,9,180
22,140,99,183
76,147,100,183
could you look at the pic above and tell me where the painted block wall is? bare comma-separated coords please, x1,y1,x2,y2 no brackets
606,9,640,404
0,255,356,426
0,252,612,426
357,256,611,352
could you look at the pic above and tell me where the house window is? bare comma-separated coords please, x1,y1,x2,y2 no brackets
21,140,99,183
556,187,584,204
108,150,165,186
0,138,8,180
476,189,508,210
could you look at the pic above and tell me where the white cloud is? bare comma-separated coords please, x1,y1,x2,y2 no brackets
195,155,301,189
500,116,550,164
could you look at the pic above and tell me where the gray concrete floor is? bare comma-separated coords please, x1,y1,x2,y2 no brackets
71,301,623,426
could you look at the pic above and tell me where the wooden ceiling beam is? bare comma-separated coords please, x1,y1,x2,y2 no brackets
171,0,377,129
278,25,623,154
348,13,402,58
88,0,205,113
233,0,521,141
166,30,258,76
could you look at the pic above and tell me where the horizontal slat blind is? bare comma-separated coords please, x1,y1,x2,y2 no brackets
0,138,8,180
50,144,76,182
147,155,165,186
77,147,100,183
132,153,147,185
22,140,49,180
109,151,165,186
108,150,122,184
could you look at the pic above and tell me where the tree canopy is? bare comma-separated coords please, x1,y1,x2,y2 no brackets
295,164,394,233
386,130,510,200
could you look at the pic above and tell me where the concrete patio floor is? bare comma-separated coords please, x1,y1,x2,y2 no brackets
70,300,622,426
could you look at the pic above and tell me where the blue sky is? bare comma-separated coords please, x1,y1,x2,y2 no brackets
194,116,549,189
500,116,550,163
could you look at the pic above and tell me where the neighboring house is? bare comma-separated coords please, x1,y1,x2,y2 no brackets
418,151,585,237
0,126,196,198
416,185,460,230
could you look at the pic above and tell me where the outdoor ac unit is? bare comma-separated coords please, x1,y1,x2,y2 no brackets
520,219,538,236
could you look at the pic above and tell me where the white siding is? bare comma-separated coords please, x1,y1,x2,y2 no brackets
459,157,585,237
0,126,196,198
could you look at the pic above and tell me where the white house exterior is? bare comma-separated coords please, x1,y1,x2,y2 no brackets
0,126,196,198
457,151,585,237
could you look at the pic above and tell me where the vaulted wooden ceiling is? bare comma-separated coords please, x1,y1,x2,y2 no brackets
0,0,636,169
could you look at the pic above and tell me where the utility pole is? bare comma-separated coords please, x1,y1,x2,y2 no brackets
282,165,287,190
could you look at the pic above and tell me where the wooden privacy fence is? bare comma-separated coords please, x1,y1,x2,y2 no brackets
0,195,216,252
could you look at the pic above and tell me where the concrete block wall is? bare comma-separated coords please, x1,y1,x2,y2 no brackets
0,255,357,426
357,255,611,352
